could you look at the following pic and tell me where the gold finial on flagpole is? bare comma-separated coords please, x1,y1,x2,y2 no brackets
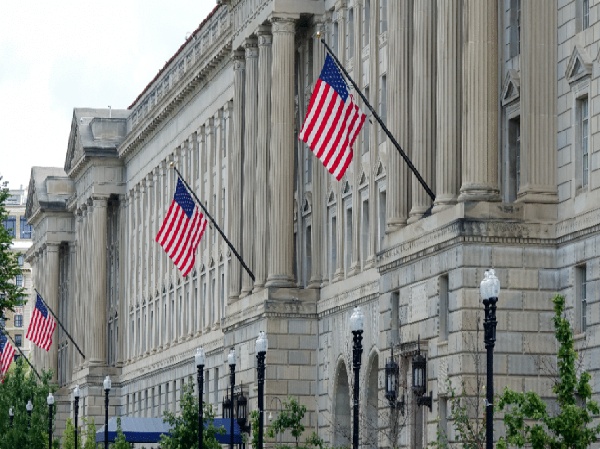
316,30,321,39
169,161,174,168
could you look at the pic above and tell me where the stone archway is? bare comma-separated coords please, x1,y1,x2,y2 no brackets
333,361,351,447
364,352,379,447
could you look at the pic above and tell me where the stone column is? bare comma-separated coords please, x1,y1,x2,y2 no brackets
309,21,324,288
68,240,78,371
518,1,557,211
266,16,296,287
434,0,461,212
229,50,245,300
458,0,501,202
118,194,128,365
126,190,134,361
386,0,411,230
254,27,272,291
409,0,436,222
90,196,108,365
45,244,59,380
242,38,258,295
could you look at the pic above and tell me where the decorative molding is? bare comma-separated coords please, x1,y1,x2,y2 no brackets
501,69,520,106
566,45,593,85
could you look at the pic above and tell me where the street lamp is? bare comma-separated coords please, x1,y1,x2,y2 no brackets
256,331,268,449
228,348,236,449
195,348,205,449
350,306,364,449
26,399,33,429
480,269,500,449
73,385,80,449
385,349,405,415
8,407,13,428
412,336,432,410
47,393,54,449
103,375,112,449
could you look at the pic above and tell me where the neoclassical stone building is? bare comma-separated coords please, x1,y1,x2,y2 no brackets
24,0,600,447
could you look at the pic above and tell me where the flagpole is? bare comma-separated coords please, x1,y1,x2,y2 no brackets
317,35,436,203
170,164,256,282
1,330,42,381
33,289,86,360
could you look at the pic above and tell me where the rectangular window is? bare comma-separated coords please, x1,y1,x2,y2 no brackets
14,314,22,327
214,367,219,404
378,189,386,250
576,265,587,333
3,216,16,238
17,255,24,266
345,206,353,274
305,225,312,286
380,0,388,33
362,87,370,155
347,8,354,60
333,21,339,56
15,334,22,347
579,97,590,188
508,117,521,201
510,0,521,57
15,274,23,287
379,76,387,141
583,0,590,30
330,214,337,280
439,275,449,341
361,199,369,265
363,0,370,47
20,217,32,239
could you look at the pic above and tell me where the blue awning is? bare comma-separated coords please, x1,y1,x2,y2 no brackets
95,416,243,444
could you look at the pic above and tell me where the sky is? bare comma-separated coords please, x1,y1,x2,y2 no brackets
0,1,216,190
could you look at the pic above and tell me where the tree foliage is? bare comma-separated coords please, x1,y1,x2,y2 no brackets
267,397,307,448
82,418,97,449
497,294,600,449
0,358,54,449
159,380,223,449
110,417,129,449
0,178,26,319
62,417,82,449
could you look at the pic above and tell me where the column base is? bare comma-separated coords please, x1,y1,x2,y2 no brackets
458,188,501,203
265,275,295,288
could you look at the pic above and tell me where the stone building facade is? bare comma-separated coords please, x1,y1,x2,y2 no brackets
24,0,600,447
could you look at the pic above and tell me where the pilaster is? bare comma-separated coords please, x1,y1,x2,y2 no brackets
90,195,108,365
45,243,60,381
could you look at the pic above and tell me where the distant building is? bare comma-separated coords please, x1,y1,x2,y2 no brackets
2,186,33,360
23,1,600,448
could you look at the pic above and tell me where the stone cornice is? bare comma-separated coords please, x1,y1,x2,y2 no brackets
118,41,232,163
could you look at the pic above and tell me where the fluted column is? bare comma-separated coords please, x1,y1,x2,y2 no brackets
74,210,84,369
90,196,108,365
386,0,411,229
518,1,557,207
434,0,461,212
254,26,272,291
266,16,296,287
409,0,436,222
229,50,245,300
242,38,258,295
309,21,324,288
458,0,501,202
117,194,127,365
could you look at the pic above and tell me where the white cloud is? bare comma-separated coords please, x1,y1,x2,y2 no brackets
0,1,216,189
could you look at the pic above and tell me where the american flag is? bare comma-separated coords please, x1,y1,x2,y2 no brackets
299,54,366,181
0,333,16,378
26,293,57,351
156,177,207,276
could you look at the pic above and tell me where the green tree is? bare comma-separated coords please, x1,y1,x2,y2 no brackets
0,178,26,318
110,417,129,449
267,397,307,449
0,357,54,449
82,418,97,449
159,380,223,449
497,294,600,449
62,418,82,449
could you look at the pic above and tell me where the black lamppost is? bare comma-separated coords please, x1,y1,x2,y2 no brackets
26,399,33,429
73,385,80,449
47,393,54,449
103,375,111,449
480,269,500,449
195,347,205,449
255,331,268,449
385,349,405,415
412,336,432,410
228,348,236,449
350,306,364,449
8,407,13,428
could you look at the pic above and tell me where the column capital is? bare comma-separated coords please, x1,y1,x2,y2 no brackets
233,50,245,71
257,26,272,46
270,16,296,34
245,38,259,58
